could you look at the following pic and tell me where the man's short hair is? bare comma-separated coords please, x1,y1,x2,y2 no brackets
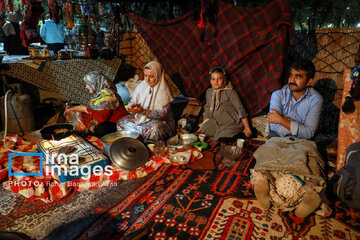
289,59,315,80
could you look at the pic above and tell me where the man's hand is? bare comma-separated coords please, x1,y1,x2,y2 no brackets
268,108,283,124
268,108,291,131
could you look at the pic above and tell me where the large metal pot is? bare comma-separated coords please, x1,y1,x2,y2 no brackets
100,130,139,156
109,137,149,171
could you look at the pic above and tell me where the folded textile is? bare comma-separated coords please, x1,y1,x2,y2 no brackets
253,137,326,181
252,137,331,216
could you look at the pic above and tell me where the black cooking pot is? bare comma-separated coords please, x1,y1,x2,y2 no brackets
40,124,74,140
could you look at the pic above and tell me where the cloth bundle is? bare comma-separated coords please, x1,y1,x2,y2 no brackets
252,137,331,216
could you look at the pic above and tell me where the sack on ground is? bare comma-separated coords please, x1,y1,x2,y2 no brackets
332,142,360,209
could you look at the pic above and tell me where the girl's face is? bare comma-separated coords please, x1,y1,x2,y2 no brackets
210,72,226,90
85,84,94,95
144,68,157,88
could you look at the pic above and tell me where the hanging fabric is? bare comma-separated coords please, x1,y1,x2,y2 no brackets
8,0,14,12
63,3,68,24
128,0,293,117
198,0,205,29
65,3,74,29
20,0,44,46
0,0,6,12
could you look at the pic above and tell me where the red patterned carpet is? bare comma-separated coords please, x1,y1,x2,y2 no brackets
79,140,360,240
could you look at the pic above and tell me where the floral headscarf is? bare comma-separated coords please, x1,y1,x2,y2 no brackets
83,72,122,111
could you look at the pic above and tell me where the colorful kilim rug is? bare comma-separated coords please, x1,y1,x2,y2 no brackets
80,140,360,239
0,177,149,240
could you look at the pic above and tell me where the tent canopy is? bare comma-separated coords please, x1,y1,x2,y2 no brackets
128,0,293,116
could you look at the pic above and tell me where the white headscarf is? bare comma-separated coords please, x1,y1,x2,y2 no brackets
132,61,174,110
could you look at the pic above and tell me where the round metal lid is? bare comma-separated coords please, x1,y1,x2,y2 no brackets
109,137,149,171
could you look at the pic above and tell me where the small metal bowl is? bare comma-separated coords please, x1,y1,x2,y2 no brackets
166,134,198,151
220,144,242,160
166,135,183,150
169,152,191,164
180,133,198,146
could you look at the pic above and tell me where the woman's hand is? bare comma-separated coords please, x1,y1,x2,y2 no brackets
64,105,89,116
241,117,252,138
128,104,146,114
74,121,87,132
72,105,89,113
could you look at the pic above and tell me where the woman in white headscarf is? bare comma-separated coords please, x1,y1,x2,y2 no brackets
117,61,175,141
200,66,252,142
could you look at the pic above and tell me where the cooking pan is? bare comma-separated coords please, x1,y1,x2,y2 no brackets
40,124,74,140
100,130,140,156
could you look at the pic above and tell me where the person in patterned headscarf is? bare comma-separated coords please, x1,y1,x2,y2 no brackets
64,72,128,138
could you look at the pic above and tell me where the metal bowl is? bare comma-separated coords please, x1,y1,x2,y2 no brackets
169,152,191,164
220,144,242,160
166,135,183,150
100,131,139,156
166,134,198,150
180,133,198,146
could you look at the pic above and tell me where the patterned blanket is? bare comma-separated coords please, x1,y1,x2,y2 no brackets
129,0,293,116
253,137,331,216
253,137,326,181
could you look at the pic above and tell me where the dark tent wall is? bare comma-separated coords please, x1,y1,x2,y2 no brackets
128,0,293,116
